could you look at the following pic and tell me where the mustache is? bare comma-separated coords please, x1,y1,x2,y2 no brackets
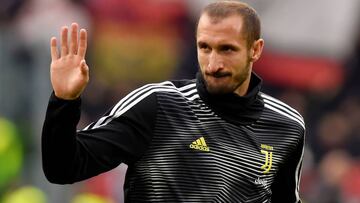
205,71,232,78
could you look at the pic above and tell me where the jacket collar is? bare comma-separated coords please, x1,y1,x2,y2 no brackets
196,72,264,126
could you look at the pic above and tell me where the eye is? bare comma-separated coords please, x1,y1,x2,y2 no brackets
197,42,211,52
220,45,237,53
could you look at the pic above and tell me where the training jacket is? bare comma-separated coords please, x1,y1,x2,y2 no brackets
42,72,305,203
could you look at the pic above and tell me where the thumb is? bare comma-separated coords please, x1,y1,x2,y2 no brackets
80,60,89,75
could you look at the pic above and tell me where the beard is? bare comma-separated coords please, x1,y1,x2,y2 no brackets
202,59,251,95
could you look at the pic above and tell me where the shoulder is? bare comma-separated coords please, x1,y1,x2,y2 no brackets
116,79,196,103
259,92,305,131
111,79,198,114
148,79,199,101
82,80,198,130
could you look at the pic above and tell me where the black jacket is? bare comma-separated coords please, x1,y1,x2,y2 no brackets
42,73,305,202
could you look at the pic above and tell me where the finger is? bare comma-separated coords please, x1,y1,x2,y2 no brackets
50,37,59,61
78,29,87,58
61,26,69,56
70,23,78,55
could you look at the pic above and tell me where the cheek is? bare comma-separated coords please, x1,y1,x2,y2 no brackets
233,54,251,71
197,53,208,70
233,58,252,80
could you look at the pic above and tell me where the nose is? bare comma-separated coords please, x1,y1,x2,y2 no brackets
207,52,223,74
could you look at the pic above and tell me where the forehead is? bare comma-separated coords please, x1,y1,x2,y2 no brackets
197,14,245,43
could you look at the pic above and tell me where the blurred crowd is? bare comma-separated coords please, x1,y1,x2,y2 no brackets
0,0,360,202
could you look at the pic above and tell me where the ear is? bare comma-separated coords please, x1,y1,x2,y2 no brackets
250,39,264,62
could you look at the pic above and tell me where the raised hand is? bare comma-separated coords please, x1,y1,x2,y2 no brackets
50,23,89,100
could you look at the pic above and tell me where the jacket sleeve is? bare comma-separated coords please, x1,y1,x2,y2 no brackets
42,92,157,184
271,129,305,203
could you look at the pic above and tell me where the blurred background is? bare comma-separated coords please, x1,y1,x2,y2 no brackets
0,0,360,202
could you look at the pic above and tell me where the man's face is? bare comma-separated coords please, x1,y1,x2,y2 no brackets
197,14,253,96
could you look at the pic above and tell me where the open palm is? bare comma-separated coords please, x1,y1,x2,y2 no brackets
50,23,89,100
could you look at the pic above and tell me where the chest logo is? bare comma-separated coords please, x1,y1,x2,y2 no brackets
260,144,273,174
189,137,210,152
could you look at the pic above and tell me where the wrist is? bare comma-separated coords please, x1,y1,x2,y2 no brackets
53,91,81,101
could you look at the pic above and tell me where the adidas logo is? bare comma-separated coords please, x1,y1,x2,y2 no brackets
189,137,210,152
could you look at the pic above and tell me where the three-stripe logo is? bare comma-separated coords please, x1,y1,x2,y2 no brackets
189,137,210,152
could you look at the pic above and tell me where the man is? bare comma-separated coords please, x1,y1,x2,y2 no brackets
42,1,305,202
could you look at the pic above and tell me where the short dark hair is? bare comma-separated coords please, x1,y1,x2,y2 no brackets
199,1,261,48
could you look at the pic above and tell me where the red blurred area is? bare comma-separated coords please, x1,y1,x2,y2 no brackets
255,51,344,92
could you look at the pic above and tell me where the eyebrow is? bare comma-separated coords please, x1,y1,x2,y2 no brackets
197,41,208,46
197,41,239,50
